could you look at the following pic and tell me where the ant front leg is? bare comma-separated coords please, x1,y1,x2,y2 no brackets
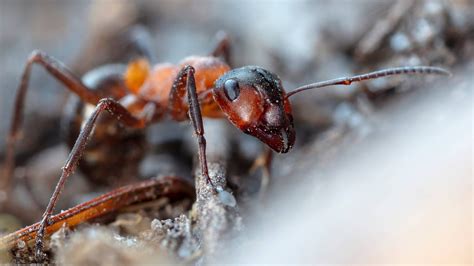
250,146,273,199
1,50,102,204
168,66,215,188
34,98,150,261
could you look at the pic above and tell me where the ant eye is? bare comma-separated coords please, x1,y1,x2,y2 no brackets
223,79,240,101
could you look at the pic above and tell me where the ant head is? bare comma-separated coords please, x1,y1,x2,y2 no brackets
213,66,295,153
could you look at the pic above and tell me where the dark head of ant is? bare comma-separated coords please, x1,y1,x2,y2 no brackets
213,66,295,153
211,64,450,154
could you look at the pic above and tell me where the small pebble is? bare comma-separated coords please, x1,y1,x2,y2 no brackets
16,240,26,249
390,32,411,52
217,188,237,207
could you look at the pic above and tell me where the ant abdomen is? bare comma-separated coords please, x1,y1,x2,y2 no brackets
61,65,148,186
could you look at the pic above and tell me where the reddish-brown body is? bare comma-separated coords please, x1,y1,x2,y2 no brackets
124,56,230,121
122,55,297,153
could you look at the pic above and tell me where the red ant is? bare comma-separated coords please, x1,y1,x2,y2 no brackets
0,32,450,261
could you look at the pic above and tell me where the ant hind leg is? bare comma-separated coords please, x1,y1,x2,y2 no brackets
1,50,102,205
34,98,151,261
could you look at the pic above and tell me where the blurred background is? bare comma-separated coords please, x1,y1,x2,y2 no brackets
0,0,472,264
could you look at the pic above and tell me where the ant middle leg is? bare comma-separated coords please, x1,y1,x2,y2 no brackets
1,50,103,203
34,98,152,261
210,31,232,66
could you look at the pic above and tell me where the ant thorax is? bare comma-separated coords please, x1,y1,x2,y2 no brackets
124,56,230,120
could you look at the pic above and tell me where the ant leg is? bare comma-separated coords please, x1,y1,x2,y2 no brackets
250,147,273,199
168,66,213,187
210,31,232,66
34,98,150,261
185,67,213,187
1,50,102,203
122,25,157,62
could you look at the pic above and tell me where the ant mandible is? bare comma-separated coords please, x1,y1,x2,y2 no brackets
1,32,450,260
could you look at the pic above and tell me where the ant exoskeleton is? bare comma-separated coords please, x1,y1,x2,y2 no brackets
1,32,450,260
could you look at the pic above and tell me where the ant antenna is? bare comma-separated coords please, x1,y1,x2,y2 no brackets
286,66,451,98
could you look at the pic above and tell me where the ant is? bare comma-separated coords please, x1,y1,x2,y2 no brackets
0,31,450,261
